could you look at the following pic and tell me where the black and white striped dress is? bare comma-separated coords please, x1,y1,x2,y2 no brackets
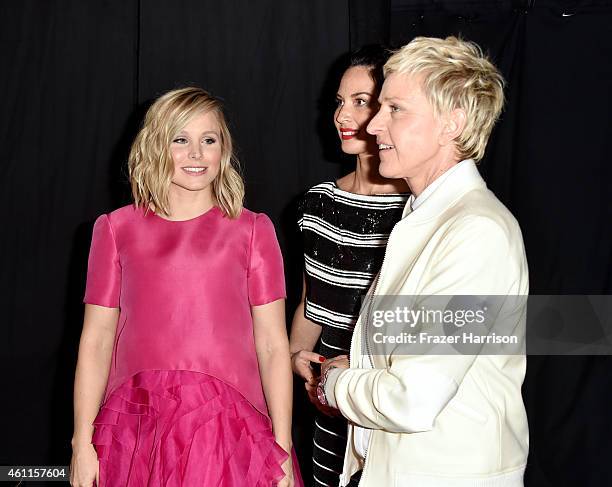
298,181,409,487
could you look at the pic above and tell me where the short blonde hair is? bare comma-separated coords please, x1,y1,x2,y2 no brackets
384,36,505,161
128,87,244,218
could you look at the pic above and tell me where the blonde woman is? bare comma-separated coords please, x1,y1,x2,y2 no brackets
70,87,301,486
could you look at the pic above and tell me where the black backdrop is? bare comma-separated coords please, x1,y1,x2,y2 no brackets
1,1,611,486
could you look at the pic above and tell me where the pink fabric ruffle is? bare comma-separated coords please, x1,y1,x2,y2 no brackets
92,370,290,486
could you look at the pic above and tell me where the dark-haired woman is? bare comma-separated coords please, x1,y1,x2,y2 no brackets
289,46,409,487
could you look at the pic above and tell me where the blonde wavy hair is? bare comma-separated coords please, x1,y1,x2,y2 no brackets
128,87,244,218
384,36,505,162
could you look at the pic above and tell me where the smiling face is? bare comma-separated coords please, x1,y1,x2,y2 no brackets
367,72,450,180
169,110,222,199
334,66,380,156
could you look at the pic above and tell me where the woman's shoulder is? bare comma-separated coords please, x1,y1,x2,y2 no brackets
299,182,336,212
304,181,336,197
100,204,144,227
87,205,141,250
236,207,267,223
235,208,277,233
234,209,281,249
89,204,147,240
106,203,141,218
453,189,521,236
297,182,337,222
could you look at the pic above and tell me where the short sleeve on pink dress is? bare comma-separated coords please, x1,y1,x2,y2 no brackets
247,213,286,306
83,214,121,308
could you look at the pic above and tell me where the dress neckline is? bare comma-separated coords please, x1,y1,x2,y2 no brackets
147,205,221,223
331,181,410,198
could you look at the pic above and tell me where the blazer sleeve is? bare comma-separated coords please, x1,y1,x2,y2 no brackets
327,215,527,433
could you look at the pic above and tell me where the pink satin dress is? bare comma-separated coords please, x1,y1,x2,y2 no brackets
84,204,302,486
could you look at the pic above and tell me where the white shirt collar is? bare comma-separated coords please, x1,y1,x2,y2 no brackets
409,159,472,212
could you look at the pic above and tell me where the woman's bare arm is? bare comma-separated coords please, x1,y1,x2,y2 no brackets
289,273,323,384
252,299,294,486
70,304,119,487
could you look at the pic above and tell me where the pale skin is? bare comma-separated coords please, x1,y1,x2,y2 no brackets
289,66,408,415
71,111,294,486
367,72,467,197
70,305,118,487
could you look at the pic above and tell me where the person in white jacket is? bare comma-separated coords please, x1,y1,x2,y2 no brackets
316,36,529,486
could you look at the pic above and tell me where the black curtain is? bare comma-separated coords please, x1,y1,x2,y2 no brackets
0,1,351,479
1,0,138,467
2,1,612,486
351,0,612,485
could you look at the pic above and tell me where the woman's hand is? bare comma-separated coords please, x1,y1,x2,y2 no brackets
303,355,349,417
277,454,295,487
70,441,99,487
321,354,349,377
292,349,340,416
291,350,325,385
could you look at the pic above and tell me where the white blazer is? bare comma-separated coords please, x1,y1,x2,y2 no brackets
326,160,529,486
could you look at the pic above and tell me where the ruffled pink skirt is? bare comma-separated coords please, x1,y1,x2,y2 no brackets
92,370,300,486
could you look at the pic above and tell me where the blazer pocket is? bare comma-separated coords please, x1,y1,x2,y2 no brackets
448,400,488,425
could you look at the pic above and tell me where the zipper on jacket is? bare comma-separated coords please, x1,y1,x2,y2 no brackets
364,220,396,367
357,225,397,484
364,275,378,369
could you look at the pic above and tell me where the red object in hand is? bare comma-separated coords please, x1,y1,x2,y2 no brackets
319,356,326,363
